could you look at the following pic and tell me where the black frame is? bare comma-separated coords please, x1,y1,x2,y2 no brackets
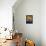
26,15,33,24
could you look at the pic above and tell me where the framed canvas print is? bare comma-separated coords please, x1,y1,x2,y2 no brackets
26,15,33,24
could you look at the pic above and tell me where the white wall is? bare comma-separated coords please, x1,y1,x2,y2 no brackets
41,0,46,46
0,0,16,29
13,0,41,46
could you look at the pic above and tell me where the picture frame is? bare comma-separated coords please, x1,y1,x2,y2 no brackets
26,15,33,24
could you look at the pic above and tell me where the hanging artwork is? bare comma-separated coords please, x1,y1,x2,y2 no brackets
26,15,33,24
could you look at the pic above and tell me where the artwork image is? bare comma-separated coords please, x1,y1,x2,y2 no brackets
26,15,33,24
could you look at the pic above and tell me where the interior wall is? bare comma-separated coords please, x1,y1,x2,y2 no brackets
13,0,41,46
41,0,46,46
0,0,16,29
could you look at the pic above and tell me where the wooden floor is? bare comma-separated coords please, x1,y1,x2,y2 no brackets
0,39,16,46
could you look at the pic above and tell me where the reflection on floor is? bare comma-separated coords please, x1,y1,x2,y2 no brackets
0,39,16,46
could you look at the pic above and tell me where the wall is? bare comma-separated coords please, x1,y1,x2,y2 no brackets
41,0,46,46
13,0,41,46
0,0,16,30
